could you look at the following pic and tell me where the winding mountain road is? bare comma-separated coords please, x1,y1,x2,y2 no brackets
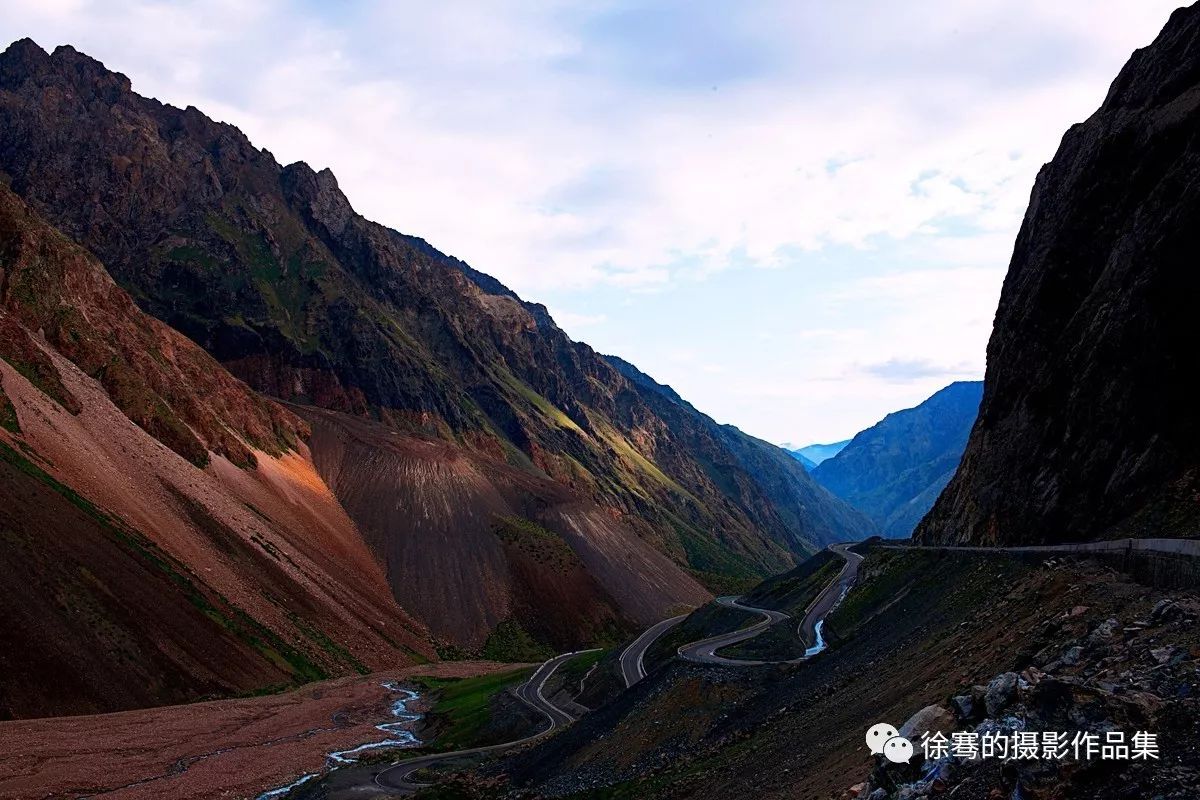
883,537,1200,557
668,539,1192,669
376,543,864,792
796,542,862,648
669,539,1195,670
618,543,863,675
374,650,594,794
677,542,862,665
619,614,688,687
374,537,864,796
675,596,790,665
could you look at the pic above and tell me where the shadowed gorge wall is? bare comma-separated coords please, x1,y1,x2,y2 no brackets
917,5,1200,545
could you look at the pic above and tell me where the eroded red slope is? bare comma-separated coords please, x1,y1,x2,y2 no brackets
301,406,711,650
0,187,432,718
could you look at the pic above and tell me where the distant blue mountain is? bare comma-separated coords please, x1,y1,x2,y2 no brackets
784,449,818,470
788,440,850,469
810,382,983,538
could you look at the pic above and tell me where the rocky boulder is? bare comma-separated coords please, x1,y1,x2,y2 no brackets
898,704,956,742
984,672,1020,717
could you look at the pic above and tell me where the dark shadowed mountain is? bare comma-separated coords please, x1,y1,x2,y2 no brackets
917,4,1200,545
0,39,873,653
810,382,982,537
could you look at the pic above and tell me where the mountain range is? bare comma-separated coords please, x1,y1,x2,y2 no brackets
0,38,873,714
811,381,982,538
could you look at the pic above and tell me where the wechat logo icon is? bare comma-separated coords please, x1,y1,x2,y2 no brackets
866,722,913,764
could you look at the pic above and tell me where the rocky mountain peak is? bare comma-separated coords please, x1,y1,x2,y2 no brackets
280,161,355,239
1099,5,1200,113
0,37,46,73
0,38,131,99
0,38,51,87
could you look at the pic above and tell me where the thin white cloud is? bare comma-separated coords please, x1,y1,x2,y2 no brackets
859,358,979,384
1,1,1179,294
549,309,608,334
0,0,1182,441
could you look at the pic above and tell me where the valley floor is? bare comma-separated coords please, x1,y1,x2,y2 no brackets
0,661,523,800
4,547,1196,800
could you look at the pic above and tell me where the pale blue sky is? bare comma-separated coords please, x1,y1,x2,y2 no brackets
0,1,1182,443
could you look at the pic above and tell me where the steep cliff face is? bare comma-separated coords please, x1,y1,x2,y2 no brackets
0,186,432,718
917,5,1200,545
0,39,874,645
813,382,982,538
